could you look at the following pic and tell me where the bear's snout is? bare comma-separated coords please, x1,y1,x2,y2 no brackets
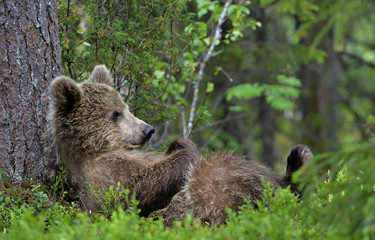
142,125,155,143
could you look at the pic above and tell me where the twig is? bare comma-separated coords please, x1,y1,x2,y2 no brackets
212,50,224,57
220,67,234,82
342,51,375,68
66,62,74,79
184,0,233,138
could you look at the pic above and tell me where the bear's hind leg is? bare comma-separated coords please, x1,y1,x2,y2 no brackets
284,144,313,194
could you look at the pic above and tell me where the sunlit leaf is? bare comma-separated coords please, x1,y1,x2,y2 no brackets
154,70,165,79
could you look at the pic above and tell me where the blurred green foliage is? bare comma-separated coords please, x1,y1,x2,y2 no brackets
226,74,302,110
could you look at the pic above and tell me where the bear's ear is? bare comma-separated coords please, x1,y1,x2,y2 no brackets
87,65,113,87
50,76,82,113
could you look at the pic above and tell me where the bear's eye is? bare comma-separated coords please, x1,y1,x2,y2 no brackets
111,111,122,122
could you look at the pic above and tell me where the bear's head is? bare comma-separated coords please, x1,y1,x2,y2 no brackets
49,65,155,160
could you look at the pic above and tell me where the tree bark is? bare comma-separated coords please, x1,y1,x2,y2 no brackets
298,25,340,152
0,0,61,183
254,5,277,168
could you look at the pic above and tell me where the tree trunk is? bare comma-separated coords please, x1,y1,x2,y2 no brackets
254,5,277,168
0,0,61,183
299,25,340,153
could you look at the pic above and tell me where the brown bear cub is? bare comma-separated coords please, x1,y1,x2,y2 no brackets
48,65,200,216
154,144,312,226
48,65,312,225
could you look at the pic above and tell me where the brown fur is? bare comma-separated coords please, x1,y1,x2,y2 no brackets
154,145,313,226
48,65,313,224
48,65,200,216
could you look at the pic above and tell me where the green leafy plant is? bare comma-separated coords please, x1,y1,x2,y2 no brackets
90,182,139,218
295,141,375,239
2,142,375,239
0,168,78,232
49,167,68,202
226,74,302,111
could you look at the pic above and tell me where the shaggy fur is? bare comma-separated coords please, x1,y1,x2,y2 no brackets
48,65,199,216
154,145,313,226
48,64,313,224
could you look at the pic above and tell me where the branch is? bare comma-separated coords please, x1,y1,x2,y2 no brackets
219,67,234,82
181,105,188,138
342,51,375,68
184,0,233,138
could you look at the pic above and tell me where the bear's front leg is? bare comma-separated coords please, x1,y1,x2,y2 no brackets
165,138,199,156
130,138,200,217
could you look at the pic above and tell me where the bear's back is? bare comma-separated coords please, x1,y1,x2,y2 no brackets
184,153,284,224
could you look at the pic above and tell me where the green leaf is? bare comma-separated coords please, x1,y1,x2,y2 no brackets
214,66,222,76
203,37,211,46
197,8,208,18
82,41,91,47
266,95,296,110
227,5,238,16
151,79,159,86
206,82,214,93
226,83,264,101
77,29,84,34
276,75,302,87
154,70,165,79
263,85,300,110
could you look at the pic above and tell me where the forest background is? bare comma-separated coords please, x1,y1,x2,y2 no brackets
58,0,375,170
0,0,375,239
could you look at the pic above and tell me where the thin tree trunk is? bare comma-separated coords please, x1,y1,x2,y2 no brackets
254,5,277,168
0,0,61,183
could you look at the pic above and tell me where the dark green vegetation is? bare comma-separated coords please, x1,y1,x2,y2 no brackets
1,0,375,238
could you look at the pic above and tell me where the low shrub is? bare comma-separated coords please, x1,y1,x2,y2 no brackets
1,142,374,239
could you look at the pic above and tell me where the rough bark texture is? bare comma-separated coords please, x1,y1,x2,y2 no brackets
0,0,61,183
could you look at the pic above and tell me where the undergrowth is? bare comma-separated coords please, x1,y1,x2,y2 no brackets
0,141,374,239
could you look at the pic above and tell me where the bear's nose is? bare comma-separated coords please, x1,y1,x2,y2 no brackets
142,125,155,142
